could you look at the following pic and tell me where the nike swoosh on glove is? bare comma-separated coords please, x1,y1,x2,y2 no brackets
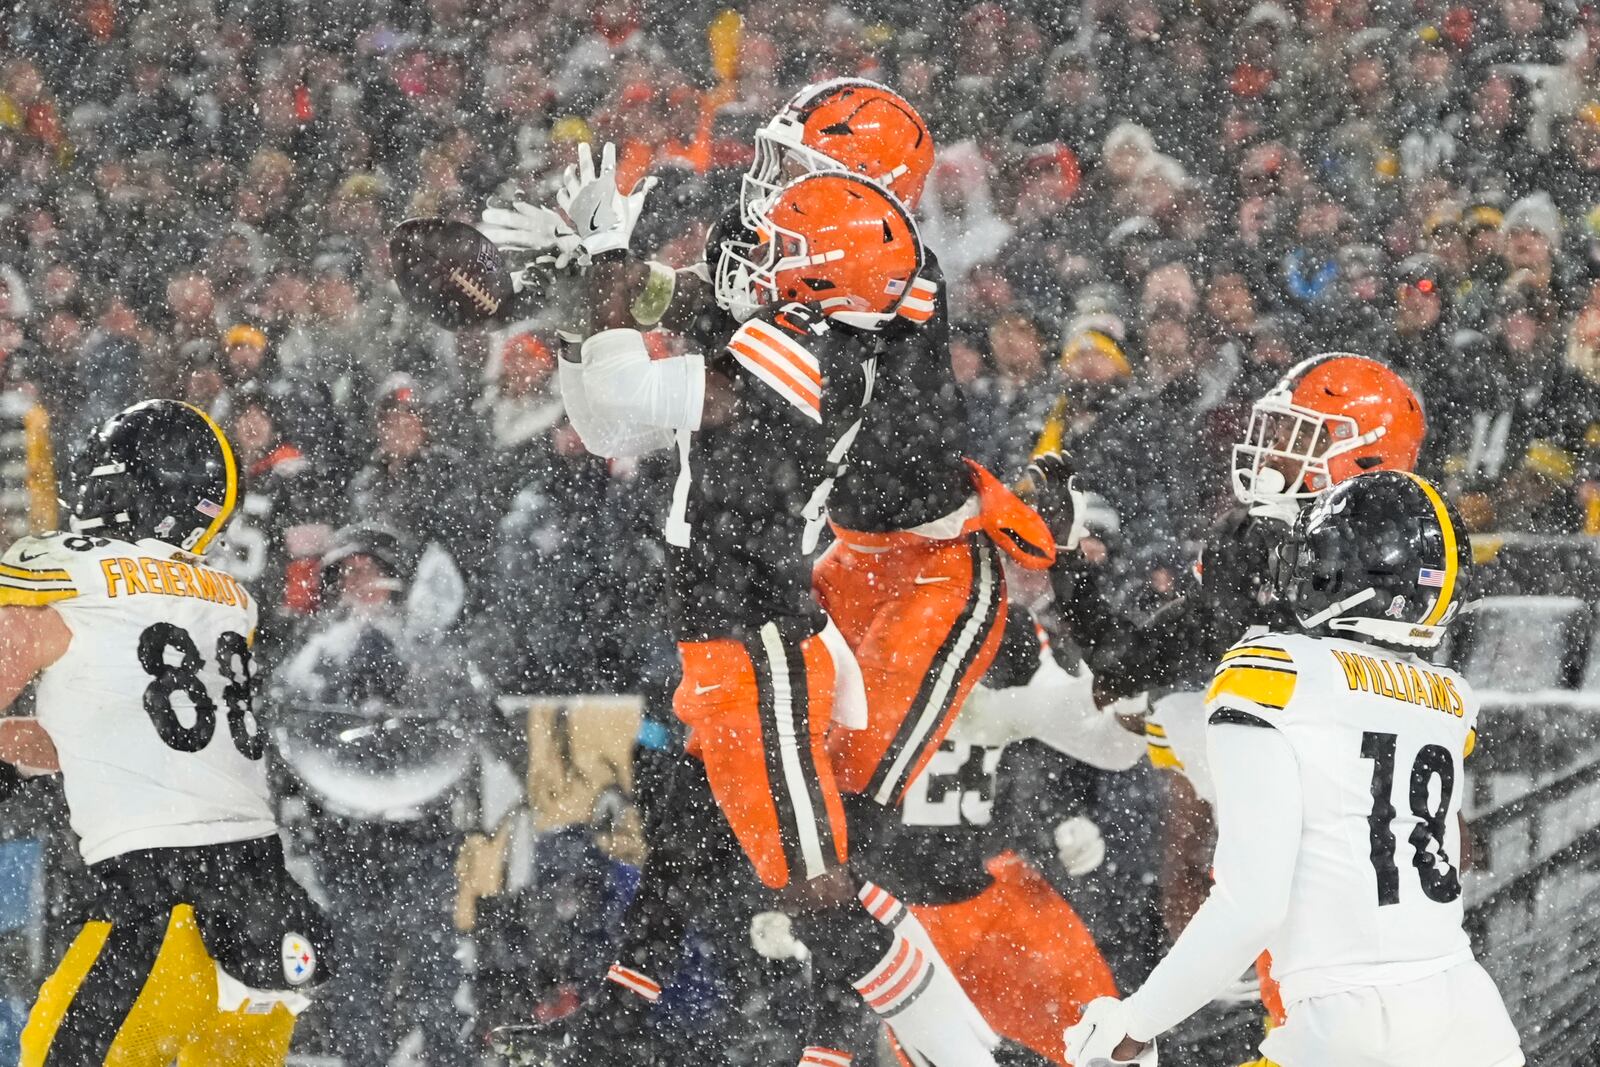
1064,997,1158,1067
557,141,657,258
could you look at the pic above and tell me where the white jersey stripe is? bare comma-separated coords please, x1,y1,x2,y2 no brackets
761,623,829,881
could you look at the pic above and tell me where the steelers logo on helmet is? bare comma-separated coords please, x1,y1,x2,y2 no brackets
67,399,240,556
1232,352,1427,523
1279,470,1469,649
716,172,922,332
742,78,934,229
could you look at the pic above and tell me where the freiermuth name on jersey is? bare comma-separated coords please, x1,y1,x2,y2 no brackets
96,553,250,607
1,531,274,865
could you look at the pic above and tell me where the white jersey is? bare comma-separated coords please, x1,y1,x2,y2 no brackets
1205,631,1479,1005
1,531,275,864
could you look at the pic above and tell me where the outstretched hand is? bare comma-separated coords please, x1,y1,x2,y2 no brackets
557,142,658,258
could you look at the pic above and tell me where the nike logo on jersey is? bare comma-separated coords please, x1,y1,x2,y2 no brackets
17,551,47,563
693,683,722,695
912,575,951,585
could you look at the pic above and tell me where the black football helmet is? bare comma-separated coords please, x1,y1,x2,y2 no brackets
67,400,239,555
1277,470,1470,649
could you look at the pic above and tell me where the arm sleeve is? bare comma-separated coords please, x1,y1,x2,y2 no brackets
559,328,704,458
1119,721,1302,1042
949,654,1146,771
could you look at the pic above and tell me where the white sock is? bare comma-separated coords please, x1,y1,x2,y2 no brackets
859,883,1000,1046
852,885,1000,1067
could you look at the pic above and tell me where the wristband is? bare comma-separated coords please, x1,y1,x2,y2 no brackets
631,261,678,327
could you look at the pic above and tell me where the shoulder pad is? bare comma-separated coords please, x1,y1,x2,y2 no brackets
1205,635,1298,724
0,534,81,607
726,307,827,423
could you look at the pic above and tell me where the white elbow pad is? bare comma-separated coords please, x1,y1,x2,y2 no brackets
581,329,705,432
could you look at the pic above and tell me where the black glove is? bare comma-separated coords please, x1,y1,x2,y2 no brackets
1198,507,1289,632
0,761,20,802
1024,452,1089,549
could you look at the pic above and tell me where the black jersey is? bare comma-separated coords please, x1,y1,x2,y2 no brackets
827,253,976,533
851,739,1006,905
668,303,877,642
1053,506,1296,702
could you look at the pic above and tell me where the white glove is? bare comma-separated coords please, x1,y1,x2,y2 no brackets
557,141,657,258
750,911,810,962
479,200,566,251
1055,814,1107,877
1064,997,1158,1067
479,201,584,286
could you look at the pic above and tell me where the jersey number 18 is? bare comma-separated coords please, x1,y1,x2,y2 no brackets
137,623,265,760
1360,730,1461,907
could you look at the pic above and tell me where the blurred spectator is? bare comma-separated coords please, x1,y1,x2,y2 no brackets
349,373,491,584
1387,254,1454,383
476,330,562,501
215,382,340,657
273,525,492,1067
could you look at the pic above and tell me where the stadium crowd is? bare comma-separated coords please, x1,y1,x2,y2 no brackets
1,0,1597,1061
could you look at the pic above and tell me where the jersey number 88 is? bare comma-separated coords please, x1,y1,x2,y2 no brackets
137,623,265,760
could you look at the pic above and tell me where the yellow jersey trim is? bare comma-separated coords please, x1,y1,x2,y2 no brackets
1146,743,1184,770
0,586,78,607
0,562,71,583
1221,645,1293,663
1206,664,1297,711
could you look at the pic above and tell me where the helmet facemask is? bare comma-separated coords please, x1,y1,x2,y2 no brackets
1232,391,1387,523
715,209,896,331
741,115,845,229
713,223,782,323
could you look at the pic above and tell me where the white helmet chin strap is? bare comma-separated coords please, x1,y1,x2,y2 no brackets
1299,587,1377,629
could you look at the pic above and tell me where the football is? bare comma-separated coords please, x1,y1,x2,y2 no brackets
388,217,514,330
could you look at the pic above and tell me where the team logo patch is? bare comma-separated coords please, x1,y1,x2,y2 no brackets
282,933,316,986
1417,567,1446,587
196,498,224,518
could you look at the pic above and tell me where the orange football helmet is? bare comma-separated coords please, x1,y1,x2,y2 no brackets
742,78,935,227
717,172,922,331
1233,353,1427,520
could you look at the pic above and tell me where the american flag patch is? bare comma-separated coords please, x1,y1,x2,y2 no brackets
1418,568,1446,587
884,278,907,296
197,499,223,518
